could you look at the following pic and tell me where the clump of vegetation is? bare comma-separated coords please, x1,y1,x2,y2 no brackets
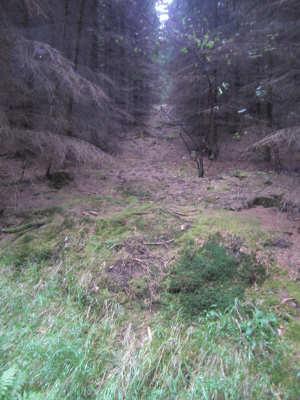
0,232,55,268
249,195,283,209
85,206,150,259
47,171,73,190
164,238,266,316
0,215,72,268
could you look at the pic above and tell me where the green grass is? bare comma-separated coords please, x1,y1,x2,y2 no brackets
0,266,126,399
0,205,299,399
0,264,298,399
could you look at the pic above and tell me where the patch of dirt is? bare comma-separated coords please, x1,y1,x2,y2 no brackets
240,207,300,279
101,236,176,306
106,258,146,288
105,239,160,286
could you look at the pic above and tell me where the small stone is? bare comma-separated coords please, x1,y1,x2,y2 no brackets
240,246,251,255
180,224,190,231
277,325,285,336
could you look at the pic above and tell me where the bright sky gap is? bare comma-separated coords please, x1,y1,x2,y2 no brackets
155,0,173,24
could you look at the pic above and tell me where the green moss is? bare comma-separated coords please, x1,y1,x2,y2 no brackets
264,278,300,308
32,206,64,217
287,320,300,344
0,216,74,268
18,206,64,220
284,281,300,304
96,217,129,238
78,205,155,271
129,276,150,299
1,221,45,234
121,184,152,200
1,232,56,268
269,356,300,399
180,210,268,249
163,238,266,316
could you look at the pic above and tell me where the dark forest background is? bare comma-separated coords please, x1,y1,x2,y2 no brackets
0,0,299,172
166,0,300,169
0,0,159,171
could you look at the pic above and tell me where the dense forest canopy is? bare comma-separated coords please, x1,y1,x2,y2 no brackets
0,0,299,171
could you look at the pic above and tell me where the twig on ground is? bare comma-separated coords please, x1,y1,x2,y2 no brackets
280,297,297,305
82,210,98,217
1,221,46,234
143,239,175,246
159,207,195,221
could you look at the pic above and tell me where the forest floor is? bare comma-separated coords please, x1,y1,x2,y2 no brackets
0,107,300,398
2,106,300,276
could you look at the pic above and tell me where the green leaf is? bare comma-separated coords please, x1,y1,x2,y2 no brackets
180,47,189,54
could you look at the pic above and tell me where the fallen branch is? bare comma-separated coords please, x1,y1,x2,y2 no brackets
280,297,297,305
82,210,99,217
144,239,175,246
244,126,300,156
275,297,299,311
159,207,195,220
1,221,46,234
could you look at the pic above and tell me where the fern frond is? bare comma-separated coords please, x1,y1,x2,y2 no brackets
0,366,18,399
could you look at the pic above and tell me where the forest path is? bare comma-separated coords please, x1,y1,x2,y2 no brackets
0,105,299,278
115,105,229,205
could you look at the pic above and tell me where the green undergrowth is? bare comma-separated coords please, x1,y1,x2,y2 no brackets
262,274,300,348
0,203,299,399
0,213,71,268
163,237,266,316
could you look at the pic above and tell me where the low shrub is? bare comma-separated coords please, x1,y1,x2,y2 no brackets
164,237,266,316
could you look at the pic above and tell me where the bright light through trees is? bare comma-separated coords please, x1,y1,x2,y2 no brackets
155,0,173,24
